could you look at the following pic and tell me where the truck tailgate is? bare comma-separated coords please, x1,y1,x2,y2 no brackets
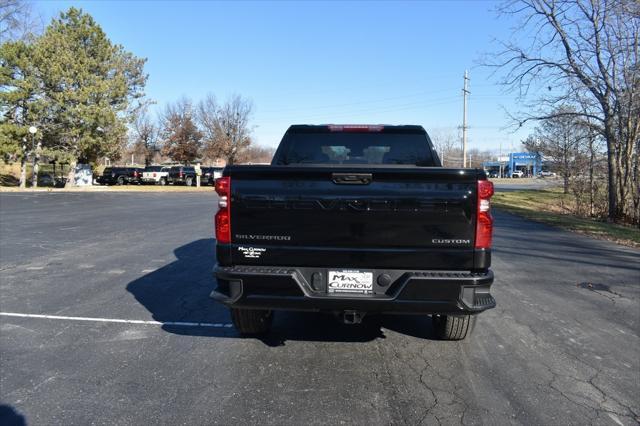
222,166,482,270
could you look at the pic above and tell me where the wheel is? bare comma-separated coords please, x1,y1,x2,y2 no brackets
432,314,475,340
230,308,273,335
116,176,125,186
185,176,193,186
159,178,166,186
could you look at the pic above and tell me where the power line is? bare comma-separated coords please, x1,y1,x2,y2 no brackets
255,78,499,102
265,96,462,122
258,87,460,114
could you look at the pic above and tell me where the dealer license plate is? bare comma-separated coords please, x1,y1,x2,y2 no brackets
327,270,373,295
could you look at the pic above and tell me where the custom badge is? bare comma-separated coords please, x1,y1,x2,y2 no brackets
238,246,266,259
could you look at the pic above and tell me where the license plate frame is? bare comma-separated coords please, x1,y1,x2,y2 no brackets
327,270,373,295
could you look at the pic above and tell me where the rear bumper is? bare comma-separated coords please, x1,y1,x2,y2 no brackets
168,177,187,184
212,265,495,315
96,176,138,184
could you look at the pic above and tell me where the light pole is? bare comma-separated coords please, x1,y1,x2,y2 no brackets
28,126,38,188
20,138,27,188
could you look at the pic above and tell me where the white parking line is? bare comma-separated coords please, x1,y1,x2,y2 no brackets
0,312,233,328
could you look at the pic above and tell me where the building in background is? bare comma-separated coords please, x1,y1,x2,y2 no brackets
483,152,542,178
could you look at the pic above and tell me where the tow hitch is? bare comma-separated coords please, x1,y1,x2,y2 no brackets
342,310,365,324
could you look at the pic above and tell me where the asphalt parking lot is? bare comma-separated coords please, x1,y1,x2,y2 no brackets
1,192,638,425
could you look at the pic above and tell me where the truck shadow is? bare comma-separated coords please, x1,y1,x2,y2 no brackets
126,238,440,344
0,405,26,426
263,313,438,347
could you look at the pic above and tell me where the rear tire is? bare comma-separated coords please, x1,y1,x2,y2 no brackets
231,308,273,335
433,314,475,340
159,178,166,186
116,176,125,186
185,176,193,186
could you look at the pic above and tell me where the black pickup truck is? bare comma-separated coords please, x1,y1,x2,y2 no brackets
167,166,196,186
96,167,143,185
212,124,495,340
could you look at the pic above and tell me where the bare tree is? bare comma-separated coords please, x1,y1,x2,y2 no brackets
197,94,253,165
584,127,607,216
159,98,202,164
488,0,639,224
430,130,462,167
467,148,496,169
236,145,275,164
523,106,590,193
131,109,158,166
0,0,41,41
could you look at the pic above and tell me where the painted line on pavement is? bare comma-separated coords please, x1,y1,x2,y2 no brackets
0,312,233,328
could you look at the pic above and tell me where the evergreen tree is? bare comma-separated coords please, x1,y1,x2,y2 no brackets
34,8,146,162
1,7,148,185
0,40,40,186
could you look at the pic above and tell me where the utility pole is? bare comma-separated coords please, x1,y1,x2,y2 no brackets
462,70,469,168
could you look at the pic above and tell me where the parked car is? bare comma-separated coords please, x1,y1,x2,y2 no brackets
211,124,496,340
200,167,214,185
212,167,224,180
37,173,66,188
141,165,170,185
96,167,144,185
539,170,556,177
167,166,196,186
201,167,224,185
511,170,524,178
37,173,56,187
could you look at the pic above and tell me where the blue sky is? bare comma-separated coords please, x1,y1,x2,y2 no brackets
35,0,532,153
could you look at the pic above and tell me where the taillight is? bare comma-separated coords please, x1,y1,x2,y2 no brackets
133,170,138,178
214,177,231,243
475,180,494,249
179,170,183,178
153,173,156,177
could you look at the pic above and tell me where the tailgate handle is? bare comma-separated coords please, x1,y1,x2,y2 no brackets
331,173,373,185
